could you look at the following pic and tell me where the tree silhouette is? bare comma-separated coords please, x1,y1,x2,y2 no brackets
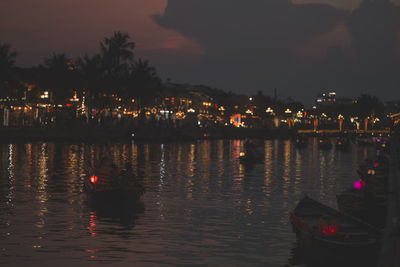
130,58,162,107
77,54,104,109
0,43,18,97
0,43,17,75
354,94,384,119
100,31,135,79
41,53,78,103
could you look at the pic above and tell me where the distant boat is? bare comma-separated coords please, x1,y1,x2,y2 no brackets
357,134,375,146
335,136,350,150
318,137,332,150
375,136,390,153
293,136,308,148
239,140,264,165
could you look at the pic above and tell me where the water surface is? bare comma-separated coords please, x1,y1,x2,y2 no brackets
0,139,375,266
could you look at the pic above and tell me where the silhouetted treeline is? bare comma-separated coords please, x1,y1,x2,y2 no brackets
1,32,163,109
0,30,398,123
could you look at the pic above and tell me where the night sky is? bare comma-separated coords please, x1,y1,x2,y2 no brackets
2,0,400,104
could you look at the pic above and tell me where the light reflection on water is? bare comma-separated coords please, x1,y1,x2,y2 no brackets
0,139,374,266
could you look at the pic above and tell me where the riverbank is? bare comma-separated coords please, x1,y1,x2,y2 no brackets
0,126,296,143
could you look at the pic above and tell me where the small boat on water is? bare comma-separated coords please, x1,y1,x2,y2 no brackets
318,137,332,150
290,195,382,255
357,134,375,146
239,140,263,165
293,136,308,148
84,164,145,204
357,158,389,188
239,149,263,165
335,136,350,150
336,186,387,228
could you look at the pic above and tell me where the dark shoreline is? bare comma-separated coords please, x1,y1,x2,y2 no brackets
0,126,297,143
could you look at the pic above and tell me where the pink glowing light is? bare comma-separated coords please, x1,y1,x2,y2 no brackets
353,180,366,190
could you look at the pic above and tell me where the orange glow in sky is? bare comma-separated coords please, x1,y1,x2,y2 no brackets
0,0,204,66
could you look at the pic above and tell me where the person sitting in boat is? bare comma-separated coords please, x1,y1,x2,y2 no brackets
118,163,134,186
94,158,120,188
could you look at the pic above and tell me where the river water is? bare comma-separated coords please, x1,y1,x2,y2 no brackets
0,139,375,266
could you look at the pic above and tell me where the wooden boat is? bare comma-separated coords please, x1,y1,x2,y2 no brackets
335,136,350,150
239,141,263,165
290,195,382,253
357,134,375,146
336,186,387,228
357,159,389,188
84,166,145,204
294,136,308,148
318,137,332,150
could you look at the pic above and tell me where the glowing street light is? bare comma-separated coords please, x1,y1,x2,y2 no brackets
296,111,303,118
40,91,49,99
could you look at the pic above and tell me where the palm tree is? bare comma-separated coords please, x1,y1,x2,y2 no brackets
78,54,103,91
77,54,104,110
0,43,18,97
43,52,70,70
130,59,162,107
41,53,78,103
0,43,17,74
100,31,135,78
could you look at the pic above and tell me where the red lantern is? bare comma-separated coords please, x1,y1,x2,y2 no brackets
90,175,98,184
322,222,338,236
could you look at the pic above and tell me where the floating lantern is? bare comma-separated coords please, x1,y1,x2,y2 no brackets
90,175,98,184
353,180,365,190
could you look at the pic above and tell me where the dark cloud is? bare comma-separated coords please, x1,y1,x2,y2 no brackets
154,0,347,101
155,0,400,104
348,0,400,66
155,0,346,59
346,0,400,95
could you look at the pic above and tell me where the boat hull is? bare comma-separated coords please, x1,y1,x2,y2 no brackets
289,196,381,264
